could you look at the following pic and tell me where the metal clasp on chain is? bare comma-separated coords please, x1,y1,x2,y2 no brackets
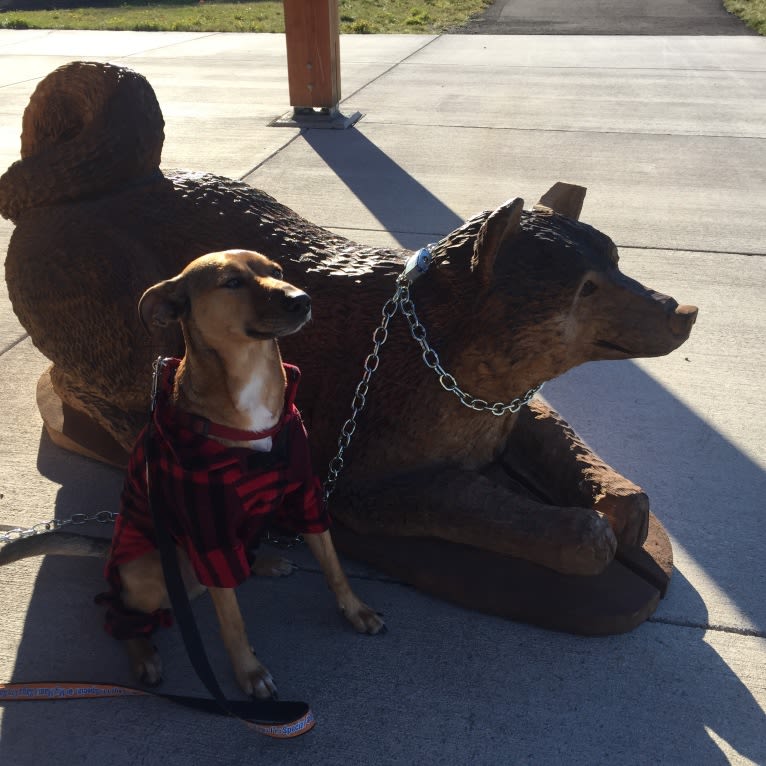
150,356,167,414
324,243,544,498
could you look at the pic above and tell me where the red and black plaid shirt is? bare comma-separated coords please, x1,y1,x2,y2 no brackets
105,359,329,593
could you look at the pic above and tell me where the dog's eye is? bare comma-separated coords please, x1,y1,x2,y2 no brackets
222,277,244,289
580,280,598,297
271,267,283,280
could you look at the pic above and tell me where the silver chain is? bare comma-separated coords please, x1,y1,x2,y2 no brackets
397,277,543,416
323,281,404,499
324,246,543,498
0,510,118,545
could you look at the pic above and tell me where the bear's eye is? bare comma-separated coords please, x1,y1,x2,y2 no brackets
222,277,244,289
580,280,598,297
271,267,283,280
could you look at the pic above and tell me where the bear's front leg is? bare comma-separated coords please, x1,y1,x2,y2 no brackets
335,468,617,576
501,398,649,547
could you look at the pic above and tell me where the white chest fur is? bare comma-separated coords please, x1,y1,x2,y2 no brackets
236,372,280,453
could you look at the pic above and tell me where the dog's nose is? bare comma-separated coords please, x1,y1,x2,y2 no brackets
283,291,311,315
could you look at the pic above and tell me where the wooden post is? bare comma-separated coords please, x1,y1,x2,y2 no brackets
283,0,341,112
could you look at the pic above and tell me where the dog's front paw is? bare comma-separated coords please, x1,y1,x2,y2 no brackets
234,650,278,699
250,555,297,578
339,595,386,635
125,638,163,686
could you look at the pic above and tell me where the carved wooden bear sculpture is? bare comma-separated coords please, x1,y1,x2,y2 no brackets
0,62,698,632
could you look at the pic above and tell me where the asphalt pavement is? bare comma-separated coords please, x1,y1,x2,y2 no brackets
0,7,764,766
463,0,755,35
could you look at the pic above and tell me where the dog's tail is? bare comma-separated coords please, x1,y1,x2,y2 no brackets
0,532,110,566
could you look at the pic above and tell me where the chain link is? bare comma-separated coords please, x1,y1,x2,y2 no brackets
397,277,543,417
0,510,118,545
324,248,543,498
323,279,408,499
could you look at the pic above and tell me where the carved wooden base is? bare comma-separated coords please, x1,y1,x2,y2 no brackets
37,369,672,635
332,517,671,636
37,369,130,469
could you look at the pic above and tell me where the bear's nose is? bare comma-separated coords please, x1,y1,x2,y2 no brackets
670,304,698,336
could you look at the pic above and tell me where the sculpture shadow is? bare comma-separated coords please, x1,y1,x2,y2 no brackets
298,127,465,249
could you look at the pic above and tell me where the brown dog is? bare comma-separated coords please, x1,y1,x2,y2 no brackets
124,248,384,696
1,249,384,698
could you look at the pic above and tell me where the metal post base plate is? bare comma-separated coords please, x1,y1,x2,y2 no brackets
269,107,363,130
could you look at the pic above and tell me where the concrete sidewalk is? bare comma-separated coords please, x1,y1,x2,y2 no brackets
0,28,765,765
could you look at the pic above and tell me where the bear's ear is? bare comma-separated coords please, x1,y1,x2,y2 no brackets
534,181,586,220
138,276,189,333
471,197,524,287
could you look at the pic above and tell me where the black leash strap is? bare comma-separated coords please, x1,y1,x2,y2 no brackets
142,357,314,737
0,681,312,738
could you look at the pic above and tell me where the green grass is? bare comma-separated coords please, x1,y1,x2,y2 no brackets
724,0,766,34
1,0,763,34
0,0,491,33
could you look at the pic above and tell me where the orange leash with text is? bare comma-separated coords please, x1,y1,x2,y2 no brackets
0,681,314,739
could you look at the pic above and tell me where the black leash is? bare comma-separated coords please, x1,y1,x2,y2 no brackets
142,357,314,737
0,681,312,738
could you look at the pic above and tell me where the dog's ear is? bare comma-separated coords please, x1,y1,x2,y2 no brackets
138,276,189,332
471,197,524,287
534,181,586,220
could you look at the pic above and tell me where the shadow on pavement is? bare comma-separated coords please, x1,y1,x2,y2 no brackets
300,127,465,248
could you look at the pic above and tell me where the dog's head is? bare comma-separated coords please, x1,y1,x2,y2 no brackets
138,249,311,344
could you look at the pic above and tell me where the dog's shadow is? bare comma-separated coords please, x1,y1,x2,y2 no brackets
0,353,764,763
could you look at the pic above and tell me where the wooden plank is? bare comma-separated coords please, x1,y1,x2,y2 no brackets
283,0,341,109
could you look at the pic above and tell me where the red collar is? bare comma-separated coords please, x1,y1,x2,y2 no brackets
156,359,301,442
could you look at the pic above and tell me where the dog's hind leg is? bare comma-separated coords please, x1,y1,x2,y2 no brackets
123,637,164,687
118,549,205,686
118,552,170,685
